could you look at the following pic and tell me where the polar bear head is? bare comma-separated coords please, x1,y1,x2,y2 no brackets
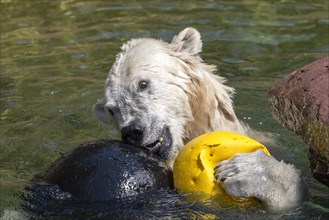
93,28,242,167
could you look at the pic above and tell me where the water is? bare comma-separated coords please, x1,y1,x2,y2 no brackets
1,0,328,219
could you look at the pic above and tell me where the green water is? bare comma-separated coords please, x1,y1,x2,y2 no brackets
0,0,328,218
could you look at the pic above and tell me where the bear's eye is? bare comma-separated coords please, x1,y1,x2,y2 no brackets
138,80,148,91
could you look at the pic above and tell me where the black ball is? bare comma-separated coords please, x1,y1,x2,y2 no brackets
35,140,173,201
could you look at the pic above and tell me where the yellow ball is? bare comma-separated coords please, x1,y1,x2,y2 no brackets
173,131,270,199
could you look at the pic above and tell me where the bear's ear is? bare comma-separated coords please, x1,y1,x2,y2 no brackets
171,27,202,55
93,97,111,124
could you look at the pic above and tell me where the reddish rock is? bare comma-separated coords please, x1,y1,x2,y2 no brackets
268,57,329,187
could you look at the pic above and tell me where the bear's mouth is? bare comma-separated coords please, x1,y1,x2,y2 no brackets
144,127,172,158
145,139,163,148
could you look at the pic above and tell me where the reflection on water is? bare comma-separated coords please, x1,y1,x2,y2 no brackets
19,185,218,219
16,184,318,219
1,0,328,219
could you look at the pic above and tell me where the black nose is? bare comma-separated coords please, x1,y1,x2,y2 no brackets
121,122,144,145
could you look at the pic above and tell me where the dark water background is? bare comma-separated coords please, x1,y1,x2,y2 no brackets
1,0,328,219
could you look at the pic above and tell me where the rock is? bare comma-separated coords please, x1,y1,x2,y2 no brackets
268,57,329,186
33,139,174,200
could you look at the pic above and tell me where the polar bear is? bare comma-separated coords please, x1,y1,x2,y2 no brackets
93,27,306,211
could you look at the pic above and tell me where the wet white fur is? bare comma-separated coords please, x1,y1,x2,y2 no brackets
94,28,305,212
